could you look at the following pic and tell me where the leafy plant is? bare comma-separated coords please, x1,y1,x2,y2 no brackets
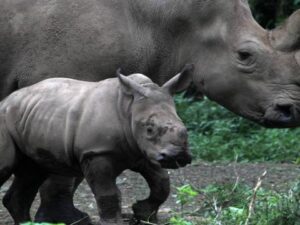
169,184,199,225
191,181,300,225
168,176,300,225
169,216,194,225
175,184,199,206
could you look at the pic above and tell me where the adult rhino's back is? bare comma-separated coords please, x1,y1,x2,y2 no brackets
0,0,142,98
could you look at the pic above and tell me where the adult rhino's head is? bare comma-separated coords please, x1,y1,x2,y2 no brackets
177,0,300,128
118,66,193,169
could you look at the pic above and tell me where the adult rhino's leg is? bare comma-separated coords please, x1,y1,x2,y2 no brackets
35,175,91,225
3,159,47,225
131,165,170,223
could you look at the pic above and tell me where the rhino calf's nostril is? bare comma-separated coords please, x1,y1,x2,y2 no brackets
157,153,168,161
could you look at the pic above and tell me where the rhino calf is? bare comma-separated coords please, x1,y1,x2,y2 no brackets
0,66,193,225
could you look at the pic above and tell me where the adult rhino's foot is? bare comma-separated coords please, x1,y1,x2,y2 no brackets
35,202,91,225
131,200,158,224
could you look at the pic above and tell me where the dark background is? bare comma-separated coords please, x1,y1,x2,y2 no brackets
250,0,300,28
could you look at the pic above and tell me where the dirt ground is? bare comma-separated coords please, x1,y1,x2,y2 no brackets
1,162,300,225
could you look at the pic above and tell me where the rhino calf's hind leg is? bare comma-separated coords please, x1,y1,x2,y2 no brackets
3,158,47,224
0,126,17,189
35,175,91,225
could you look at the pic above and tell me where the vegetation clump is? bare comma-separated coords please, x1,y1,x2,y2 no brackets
169,180,300,225
176,96,300,163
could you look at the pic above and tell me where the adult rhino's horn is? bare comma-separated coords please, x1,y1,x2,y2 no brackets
116,68,148,97
269,9,300,51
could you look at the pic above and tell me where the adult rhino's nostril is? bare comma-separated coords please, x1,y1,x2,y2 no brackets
275,103,293,119
263,103,296,128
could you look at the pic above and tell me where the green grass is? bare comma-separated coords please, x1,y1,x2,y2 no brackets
201,181,300,225
170,181,300,225
175,96,300,163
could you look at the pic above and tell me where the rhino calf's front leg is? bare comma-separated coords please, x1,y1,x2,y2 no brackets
132,163,170,223
82,156,123,225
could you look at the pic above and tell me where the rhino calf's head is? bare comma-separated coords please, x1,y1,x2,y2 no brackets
118,65,193,169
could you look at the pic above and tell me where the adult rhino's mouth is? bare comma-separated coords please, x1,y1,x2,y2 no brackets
238,103,300,128
262,103,300,128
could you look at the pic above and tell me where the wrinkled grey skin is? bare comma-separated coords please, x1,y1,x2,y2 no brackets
0,69,192,225
0,0,300,224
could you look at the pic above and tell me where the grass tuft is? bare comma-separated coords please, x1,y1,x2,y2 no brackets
176,96,300,163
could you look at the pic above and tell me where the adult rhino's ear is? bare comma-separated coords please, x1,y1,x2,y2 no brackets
117,68,147,97
270,10,300,51
162,64,194,95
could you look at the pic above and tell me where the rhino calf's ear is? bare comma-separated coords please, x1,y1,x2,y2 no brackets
162,64,194,95
117,68,147,97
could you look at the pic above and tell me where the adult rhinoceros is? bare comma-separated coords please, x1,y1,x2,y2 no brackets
0,0,299,224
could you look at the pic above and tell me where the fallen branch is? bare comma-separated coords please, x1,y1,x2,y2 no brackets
244,170,267,225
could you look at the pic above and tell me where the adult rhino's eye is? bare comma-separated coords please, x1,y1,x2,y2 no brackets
238,51,252,61
236,49,256,72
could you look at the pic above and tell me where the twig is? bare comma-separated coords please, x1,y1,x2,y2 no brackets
213,197,222,225
244,170,267,225
139,220,158,225
70,215,90,225
180,207,202,216
231,156,240,193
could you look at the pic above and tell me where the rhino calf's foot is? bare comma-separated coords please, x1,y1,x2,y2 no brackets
130,166,170,224
132,200,159,223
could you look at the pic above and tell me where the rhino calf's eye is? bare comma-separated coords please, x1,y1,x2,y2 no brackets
147,127,154,134
146,126,158,139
